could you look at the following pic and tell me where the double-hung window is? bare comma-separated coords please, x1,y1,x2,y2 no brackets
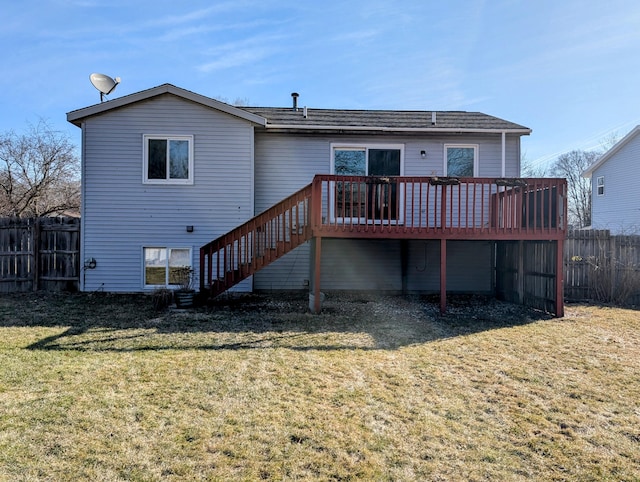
143,247,192,288
331,144,404,223
444,144,478,177
143,135,194,184
596,176,605,196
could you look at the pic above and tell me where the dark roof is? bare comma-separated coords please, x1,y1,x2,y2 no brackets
67,83,530,134
241,107,530,133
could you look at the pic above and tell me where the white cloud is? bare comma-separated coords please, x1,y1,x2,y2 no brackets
198,48,275,73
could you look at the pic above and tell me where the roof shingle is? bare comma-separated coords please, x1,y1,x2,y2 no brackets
242,107,530,132
67,83,530,134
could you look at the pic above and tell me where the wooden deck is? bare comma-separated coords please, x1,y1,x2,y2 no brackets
201,175,567,316
311,175,566,241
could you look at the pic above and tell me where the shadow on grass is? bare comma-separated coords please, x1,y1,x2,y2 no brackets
0,291,555,352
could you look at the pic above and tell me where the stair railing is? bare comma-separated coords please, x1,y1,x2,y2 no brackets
200,183,312,297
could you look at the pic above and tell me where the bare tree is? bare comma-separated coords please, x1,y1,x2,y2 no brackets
599,131,619,151
0,120,80,217
551,150,600,228
521,158,551,178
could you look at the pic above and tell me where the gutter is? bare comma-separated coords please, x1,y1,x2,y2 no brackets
264,124,531,135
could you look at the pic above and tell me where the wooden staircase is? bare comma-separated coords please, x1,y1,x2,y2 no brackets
200,183,313,298
200,175,567,305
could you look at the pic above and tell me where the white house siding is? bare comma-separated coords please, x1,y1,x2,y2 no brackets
253,132,518,292
591,134,640,234
81,94,255,292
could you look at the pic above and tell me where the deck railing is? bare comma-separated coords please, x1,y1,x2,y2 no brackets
311,175,567,240
201,175,567,296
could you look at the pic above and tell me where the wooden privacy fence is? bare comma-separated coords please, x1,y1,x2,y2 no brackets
495,240,561,315
0,217,80,293
565,230,640,305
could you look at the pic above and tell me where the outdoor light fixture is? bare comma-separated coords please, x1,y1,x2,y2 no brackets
421,150,426,158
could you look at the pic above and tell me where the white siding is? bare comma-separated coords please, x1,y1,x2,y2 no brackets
253,132,519,291
82,94,255,292
591,134,640,234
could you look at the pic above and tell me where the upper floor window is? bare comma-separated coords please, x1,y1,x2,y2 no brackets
332,144,403,177
331,144,404,222
143,135,194,184
596,176,605,196
444,144,478,177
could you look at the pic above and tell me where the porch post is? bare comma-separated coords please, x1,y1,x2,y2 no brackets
555,239,564,317
440,239,447,314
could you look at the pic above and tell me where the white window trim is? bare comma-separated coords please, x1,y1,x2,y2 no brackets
443,144,479,177
329,143,405,224
142,246,193,289
596,176,605,196
143,134,194,185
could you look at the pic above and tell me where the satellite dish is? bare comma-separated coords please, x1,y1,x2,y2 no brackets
89,73,121,102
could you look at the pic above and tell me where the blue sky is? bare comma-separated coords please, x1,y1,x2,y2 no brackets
2,0,640,170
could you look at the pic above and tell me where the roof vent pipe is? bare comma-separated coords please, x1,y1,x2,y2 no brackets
291,92,299,111
303,106,308,118
432,111,436,125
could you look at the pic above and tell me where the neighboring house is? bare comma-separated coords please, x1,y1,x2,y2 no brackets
583,125,640,234
67,84,567,315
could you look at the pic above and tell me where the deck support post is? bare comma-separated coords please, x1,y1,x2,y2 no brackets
440,239,447,314
401,240,409,294
555,239,564,317
310,236,322,314
518,240,525,304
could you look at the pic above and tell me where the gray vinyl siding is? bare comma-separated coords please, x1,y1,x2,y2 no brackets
253,132,518,291
253,132,521,211
405,240,493,292
81,94,255,292
591,134,640,234
320,239,402,291
254,239,492,294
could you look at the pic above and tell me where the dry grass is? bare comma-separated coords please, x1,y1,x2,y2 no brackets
0,292,638,481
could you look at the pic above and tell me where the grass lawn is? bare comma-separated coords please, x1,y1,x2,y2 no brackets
0,292,638,481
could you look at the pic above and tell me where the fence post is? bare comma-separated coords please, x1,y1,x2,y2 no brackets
33,218,40,291
609,234,616,301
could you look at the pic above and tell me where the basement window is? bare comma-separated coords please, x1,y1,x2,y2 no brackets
143,135,194,184
596,176,604,196
143,247,192,288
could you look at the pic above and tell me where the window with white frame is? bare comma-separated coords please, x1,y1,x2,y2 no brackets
444,144,478,177
331,144,404,222
596,176,605,196
143,247,192,288
143,135,194,184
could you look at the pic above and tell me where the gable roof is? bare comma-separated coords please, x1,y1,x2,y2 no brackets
67,83,531,135
67,84,267,127
582,125,640,178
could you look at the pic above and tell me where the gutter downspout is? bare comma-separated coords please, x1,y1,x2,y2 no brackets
501,131,506,177
80,122,87,292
